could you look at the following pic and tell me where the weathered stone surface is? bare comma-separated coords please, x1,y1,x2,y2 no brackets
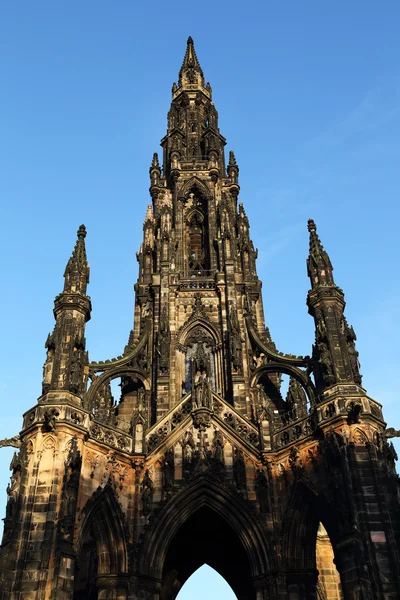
1,37,399,600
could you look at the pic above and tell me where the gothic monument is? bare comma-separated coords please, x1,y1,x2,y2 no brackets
1,38,399,600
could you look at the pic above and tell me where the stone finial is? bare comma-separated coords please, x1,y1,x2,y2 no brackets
178,36,205,89
228,150,237,167
151,153,160,169
63,224,90,293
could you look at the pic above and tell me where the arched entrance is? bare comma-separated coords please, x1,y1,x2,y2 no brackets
137,476,270,600
162,506,252,599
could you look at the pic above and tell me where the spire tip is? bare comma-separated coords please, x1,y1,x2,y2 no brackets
308,219,316,233
77,224,87,239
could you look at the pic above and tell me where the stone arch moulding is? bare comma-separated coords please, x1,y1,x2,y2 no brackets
281,480,340,572
251,363,316,407
85,367,151,408
77,483,128,576
178,319,221,349
137,476,271,582
177,176,212,202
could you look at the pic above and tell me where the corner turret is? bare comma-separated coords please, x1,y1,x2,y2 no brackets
41,225,91,400
306,219,362,391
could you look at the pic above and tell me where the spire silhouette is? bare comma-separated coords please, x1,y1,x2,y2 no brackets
64,224,90,294
178,36,205,89
307,219,334,288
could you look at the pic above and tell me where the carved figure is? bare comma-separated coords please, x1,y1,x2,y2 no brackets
162,449,175,492
0,436,21,449
318,342,334,384
43,409,59,432
141,470,153,516
193,373,212,410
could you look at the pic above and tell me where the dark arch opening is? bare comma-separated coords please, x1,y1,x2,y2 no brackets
161,506,254,600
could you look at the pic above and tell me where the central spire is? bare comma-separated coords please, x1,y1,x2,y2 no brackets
173,36,211,95
161,37,224,179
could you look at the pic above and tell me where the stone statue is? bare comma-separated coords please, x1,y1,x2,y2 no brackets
43,409,59,432
162,449,175,492
193,373,212,410
347,343,362,384
141,469,153,516
318,342,334,384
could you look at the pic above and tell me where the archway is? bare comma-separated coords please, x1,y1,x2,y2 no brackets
176,564,237,599
138,477,270,600
73,485,128,600
161,506,253,600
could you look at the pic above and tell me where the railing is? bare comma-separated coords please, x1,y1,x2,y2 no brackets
179,270,214,279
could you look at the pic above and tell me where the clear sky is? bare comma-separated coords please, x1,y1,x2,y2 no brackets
1,2,399,597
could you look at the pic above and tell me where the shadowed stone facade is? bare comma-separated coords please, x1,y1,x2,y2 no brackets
1,37,400,600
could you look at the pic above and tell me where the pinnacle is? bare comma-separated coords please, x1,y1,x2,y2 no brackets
307,218,316,233
307,218,334,286
308,218,323,252
63,224,90,291
228,150,237,167
68,224,88,269
151,152,160,169
178,35,205,89
144,204,154,223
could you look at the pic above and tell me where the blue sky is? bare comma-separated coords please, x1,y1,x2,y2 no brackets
0,2,399,597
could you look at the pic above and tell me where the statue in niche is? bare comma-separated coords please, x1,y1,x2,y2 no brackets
141,299,152,318
233,448,246,492
229,305,243,373
158,307,170,375
257,383,268,410
347,343,362,384
137,387,145,412
182,431,195,479
141,469,153,516
43,409,59,432
318,342,335,384
213,430,224,465
193,372,213,410
162,449,175,492
69,351,83,393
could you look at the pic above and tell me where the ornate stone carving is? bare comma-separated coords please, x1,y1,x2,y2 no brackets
141,469,154,516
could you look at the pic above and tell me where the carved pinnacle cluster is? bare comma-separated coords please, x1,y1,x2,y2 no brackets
228,150,237,167
64,224,90,294
307,218,334,288
178,36,205,90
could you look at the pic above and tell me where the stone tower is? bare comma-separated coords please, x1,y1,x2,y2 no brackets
1,37,399,600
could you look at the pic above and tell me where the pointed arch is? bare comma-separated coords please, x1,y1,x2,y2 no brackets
137,475,271,584
281,480,340,571
78,483,128,575
86,367,151,409
251,362,316,406
178,318,221,348
177,176,212,201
